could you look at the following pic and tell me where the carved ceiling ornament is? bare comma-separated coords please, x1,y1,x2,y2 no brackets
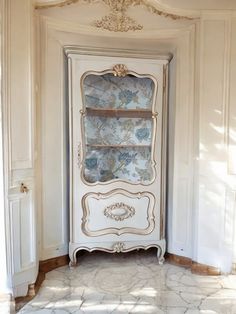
35,0,195,32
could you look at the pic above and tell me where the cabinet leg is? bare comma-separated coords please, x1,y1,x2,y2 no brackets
69,252,77,267
69,260,77,268
157,247,165,265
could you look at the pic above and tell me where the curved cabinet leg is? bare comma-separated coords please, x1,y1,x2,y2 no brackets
156,239,166,265
69,248,77,267
157,247,165,265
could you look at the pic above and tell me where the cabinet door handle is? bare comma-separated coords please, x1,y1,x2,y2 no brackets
20,183,29,194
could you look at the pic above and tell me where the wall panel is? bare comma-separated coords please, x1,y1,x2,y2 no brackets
40,34,68,259
198,16,233,271
9,0,34,172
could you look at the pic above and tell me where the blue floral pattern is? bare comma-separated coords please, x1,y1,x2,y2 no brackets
84,117,152,146
82,73,155,184
83,147,153,184
135,128,150,142
83,73,154,110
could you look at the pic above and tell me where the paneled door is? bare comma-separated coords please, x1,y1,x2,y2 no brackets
3,0,38,297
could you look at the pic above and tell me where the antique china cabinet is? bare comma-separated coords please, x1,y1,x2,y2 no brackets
66,48,170,265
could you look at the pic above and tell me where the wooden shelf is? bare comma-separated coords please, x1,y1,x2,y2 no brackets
85,107,153,118
86,144,151,148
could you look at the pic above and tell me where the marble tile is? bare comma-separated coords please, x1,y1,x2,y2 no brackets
18,251,236,314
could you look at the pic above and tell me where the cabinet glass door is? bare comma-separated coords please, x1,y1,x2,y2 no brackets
81,71,157,184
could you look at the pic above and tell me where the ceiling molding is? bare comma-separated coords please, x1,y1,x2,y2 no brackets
35,0,199,19
35,0,79,9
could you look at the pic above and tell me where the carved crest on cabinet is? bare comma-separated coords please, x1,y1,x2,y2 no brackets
112,64,128,77
104,202,135,221
113,242,126,253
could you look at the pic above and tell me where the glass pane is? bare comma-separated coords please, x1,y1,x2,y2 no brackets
83,73,154,110
84,147,152,184
84,116,152,146
81,72,155,184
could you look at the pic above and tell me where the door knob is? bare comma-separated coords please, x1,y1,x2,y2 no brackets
20,183,29,194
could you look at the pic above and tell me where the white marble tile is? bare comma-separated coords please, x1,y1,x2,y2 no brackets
18,251,236,314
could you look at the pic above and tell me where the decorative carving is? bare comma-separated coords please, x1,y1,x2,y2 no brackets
104,202,135,221
94,12,143,32
113,242,125,253
112,64,128,77
35,0,195,32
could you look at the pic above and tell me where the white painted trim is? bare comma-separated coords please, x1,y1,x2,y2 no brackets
0,0,13,296
37,15,196,40
0,0,11,296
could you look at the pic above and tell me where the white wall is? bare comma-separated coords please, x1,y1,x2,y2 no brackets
197,13,236,272
0,0,9,295
37,10,196,262
229,16,236,268
36,8,236,272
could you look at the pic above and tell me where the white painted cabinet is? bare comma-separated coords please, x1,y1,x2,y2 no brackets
66,49,169,265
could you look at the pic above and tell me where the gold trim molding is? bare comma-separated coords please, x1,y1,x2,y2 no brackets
35,0,195,32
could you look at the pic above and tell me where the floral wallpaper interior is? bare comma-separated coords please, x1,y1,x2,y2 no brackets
82,73,155,184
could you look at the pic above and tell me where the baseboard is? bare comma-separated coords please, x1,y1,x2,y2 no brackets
39,254,70,273
165,253,221,275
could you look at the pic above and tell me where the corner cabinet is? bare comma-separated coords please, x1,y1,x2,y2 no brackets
66,48,170,265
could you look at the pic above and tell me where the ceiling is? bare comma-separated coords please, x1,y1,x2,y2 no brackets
35,0,236,10
157,0,236,10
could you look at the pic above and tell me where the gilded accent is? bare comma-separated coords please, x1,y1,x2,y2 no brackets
113,242,125,252
112,64,128,77
104,202,135,221
81,189,155,236
94,12,143,32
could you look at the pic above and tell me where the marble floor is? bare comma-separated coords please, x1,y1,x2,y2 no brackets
18,251,236,314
